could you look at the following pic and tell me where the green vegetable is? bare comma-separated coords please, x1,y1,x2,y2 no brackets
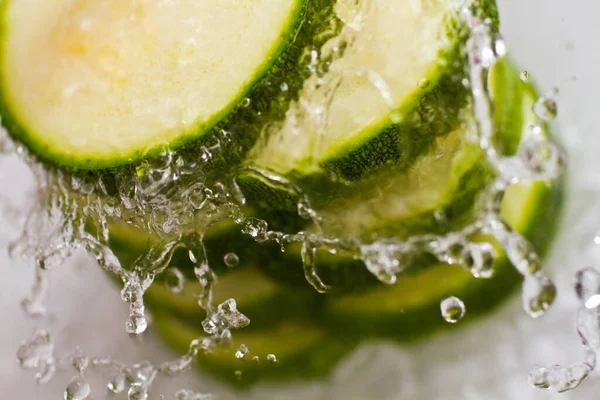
0,0,337,170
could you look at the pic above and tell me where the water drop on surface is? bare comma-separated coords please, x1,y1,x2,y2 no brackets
440,296,466,323
267,354,278,364
164,268,185,293
520,70,530,82
234,370,243,380
224,252,239,268
574,267,600,309
64,375,91,400
241,98,251,107
417,78,430,88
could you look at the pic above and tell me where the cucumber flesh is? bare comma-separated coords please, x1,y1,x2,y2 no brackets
0,0,305,169
248,0,483,182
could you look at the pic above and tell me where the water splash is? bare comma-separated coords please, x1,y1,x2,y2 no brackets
16,330,56,383
4,0,571,397
528,267,600,392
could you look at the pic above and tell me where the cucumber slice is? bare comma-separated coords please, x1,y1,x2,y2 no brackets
152,312,357,386
145,266,321,330
320,86,564,339
246,0,499,184
0,0,334,169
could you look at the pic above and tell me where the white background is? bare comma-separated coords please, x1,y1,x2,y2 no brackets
2,0,600,398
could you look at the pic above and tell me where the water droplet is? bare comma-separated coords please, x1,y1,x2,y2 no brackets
504,233,542,276
64,375,91,400
529,364,591,393
128,383,148,400
164,268,185,293
252,356,260,363
533,95,558,121
522,274,557,318
417,78,430,89
17,330,54,369
461,242,496,278
440,296,466,323
224,253,239,268
234,370,243,380
241,98,251,107
361,244,404,284
126,310,148,335
520,71,530,82
266,354,278,364
574,267,600,309
217,299,250,329
235,344,249,360
107,373,126,394
280,83,289,92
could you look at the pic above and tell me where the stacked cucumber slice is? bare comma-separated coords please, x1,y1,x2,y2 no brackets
0,0,562,388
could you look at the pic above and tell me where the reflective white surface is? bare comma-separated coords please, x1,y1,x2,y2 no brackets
2,1,600,398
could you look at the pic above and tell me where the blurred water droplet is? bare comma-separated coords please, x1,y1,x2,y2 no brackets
529,364,591,393
461,242,496,278
17,329,55,382
128,383,148,400
280,83,289,92
234,370,243,380
266,354,278,364
241,98,251,107
235,344,249,360
575,267,600,309
522,274,556,318
417,78,430,88
165,268,185,293
252,356,260,363
504,233,542,275
175,390,213,400
107,373,126,394
440,296,466,323
64,375,91,400
126,308,148,335
533,95,558,121
224,253,239,268
520,71,530,82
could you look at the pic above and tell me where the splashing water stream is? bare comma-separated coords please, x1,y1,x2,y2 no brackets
1,0,593,397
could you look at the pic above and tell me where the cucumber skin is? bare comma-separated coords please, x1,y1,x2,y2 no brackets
152,312,359,388
0,0,337,171
320,175,564,341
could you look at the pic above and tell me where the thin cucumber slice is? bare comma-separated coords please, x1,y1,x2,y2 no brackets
246,0,499,183
0,0,333,169
152,312,357,386
145,266,321,330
